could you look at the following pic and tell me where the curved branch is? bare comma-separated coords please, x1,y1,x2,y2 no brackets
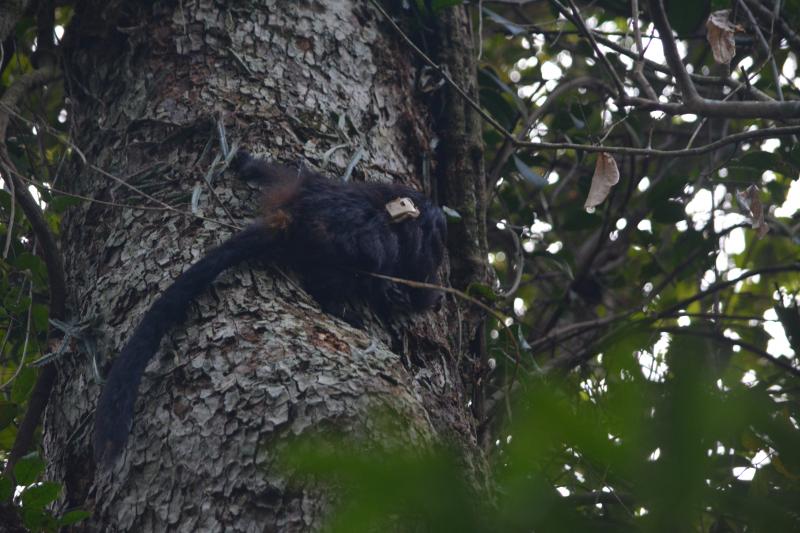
487,76,614,187
0,66,66,474
559,0,625,96
659,326,800,377
518,125,800,157
655,264,800,319
647,0,698,101
0,0,29,44
645,0,799,119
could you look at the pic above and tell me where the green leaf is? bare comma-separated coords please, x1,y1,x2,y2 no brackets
652,200,685,224
22,506,48,531
11,366,36,404
430,0,462,10
59,509,91,526
442,206,462,221
665,0,709,37
728,151,791,181
739,151,788,173
646,174,686,207
482,7,527,36
598,322,652,366
561,209,602,231
513,155,547,188
13,453,45,485
466,282,498,302
0,401,19,431
479,67,527,116
47,194,82,214
774,301,800,353
0,475,13,501
480,87,517,131
0,425,16,450
12,253,48,281
32,303,49,332
20,481,61,511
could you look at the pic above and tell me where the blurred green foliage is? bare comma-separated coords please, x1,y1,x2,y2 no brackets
0,5,87,531
285,333,799,531
0,0,799,531
278,2,800,531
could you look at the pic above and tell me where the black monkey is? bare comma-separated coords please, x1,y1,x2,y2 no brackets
93,152,447,465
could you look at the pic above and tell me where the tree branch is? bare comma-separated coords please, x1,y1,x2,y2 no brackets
659,326,800,377
0,65,66,474
517,125,800,156
558,0,626,96
487,76,614,188
655,264,800,319
647,0,698,100
646,0,799,119
0,0,29,44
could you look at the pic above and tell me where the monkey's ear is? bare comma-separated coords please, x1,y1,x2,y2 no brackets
385,197,420,222
232,152,304,186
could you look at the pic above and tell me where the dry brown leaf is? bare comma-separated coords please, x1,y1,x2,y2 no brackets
584,153,620,208
736,184,769,238
706,10,742,65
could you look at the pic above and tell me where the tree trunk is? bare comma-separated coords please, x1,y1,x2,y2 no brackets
45,1,487,530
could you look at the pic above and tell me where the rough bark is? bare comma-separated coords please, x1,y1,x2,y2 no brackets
434,7,488,291
44,1,486,531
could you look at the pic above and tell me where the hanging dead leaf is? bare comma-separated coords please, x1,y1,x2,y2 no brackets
584,153,620,208
736,184,769,238
706,10,743,65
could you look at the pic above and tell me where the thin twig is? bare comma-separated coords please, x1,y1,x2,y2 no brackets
737,0,783,101
369,0,513,138
655,264,800,319
0,66,67,475
659,326,800,377
1,101,243,231
558,0,625,96
496,226,524,299
2,163,14,258
517,125,800,157
15,172,217,213
363,270,523,369
631,0,658,99
487,76,613,188
0,282,32,391
8,164,242,231
647,0,698,101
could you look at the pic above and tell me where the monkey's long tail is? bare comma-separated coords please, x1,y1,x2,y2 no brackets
93,224,273,465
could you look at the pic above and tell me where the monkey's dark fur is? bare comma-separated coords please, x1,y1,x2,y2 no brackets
93,152,447,465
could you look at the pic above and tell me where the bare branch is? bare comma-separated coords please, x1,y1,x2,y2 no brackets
744,0,800,51
518,125,800,156
737,0,783,101
0,0,28,44
655,264,800,319
0,66,65,474
0,66,59,141
631,0,658,100
647,0,698,100
659,326,800,377
487,76,614,187
369,0,513,139
557,0,626,96
646,0,799,119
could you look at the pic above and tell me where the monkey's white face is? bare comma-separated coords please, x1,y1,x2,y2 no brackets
385,197,420,222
